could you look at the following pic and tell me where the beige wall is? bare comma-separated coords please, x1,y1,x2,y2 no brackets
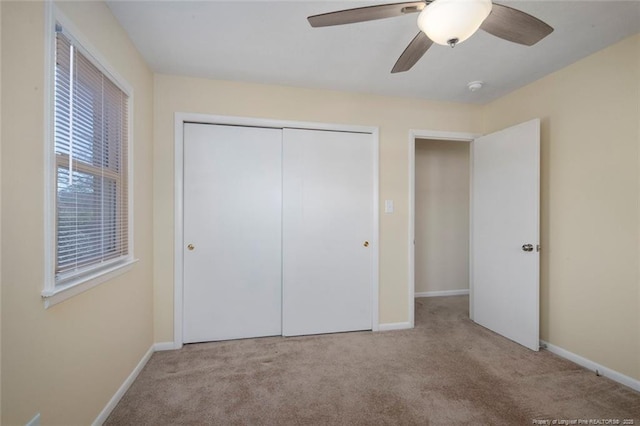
415,139,470,294
483,34,640,380
1,2,154,424
154,38,640,385
153,75,482,341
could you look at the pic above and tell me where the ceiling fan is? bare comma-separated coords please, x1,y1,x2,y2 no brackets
307,0,554,73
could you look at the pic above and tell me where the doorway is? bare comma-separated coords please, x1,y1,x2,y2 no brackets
414,139,471,299
408,130,476,327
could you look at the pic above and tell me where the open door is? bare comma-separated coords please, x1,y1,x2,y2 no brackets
471,119,540,351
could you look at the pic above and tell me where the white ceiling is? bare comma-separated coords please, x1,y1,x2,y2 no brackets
106,1,640,104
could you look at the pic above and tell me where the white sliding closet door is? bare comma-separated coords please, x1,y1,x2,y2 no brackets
183,123,282,343
282,128,374,336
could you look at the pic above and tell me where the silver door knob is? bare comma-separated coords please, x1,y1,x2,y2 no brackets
522,244,534,252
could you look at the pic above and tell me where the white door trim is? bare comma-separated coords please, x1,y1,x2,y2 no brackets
408,129,479,328
174,113,380,348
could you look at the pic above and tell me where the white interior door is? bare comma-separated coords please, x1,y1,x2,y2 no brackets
183,123,282,343
471,118,540,351
282,128,374,336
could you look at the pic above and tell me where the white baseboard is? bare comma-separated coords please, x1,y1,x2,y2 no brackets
154,341,180,351
415,289,469,298
541,340,640,392
92,345,154,426
378,321,413,331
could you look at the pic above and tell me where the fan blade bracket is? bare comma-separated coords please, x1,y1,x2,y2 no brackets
401,5,424,14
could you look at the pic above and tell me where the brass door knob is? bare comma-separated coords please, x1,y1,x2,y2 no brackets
363,241,369,247
187,244,195,251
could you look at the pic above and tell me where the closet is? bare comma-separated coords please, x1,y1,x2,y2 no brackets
182,123,375,343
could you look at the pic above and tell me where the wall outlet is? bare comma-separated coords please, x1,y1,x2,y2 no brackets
384,200,394,213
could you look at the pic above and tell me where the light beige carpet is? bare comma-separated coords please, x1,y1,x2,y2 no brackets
106,296,640,425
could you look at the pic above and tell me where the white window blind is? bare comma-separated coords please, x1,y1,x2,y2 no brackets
54,26,129,285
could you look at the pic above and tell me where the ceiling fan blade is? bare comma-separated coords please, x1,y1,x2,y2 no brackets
391,31,433,73
481,3,553,46
308,2,426,27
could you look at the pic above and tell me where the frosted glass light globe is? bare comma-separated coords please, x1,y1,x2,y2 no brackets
417,0,493,47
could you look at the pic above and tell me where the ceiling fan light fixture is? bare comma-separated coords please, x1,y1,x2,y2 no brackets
417,0,493,47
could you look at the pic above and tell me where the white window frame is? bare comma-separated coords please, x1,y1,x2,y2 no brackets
42,3,137,308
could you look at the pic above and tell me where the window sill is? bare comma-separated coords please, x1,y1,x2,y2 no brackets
41,258,139,308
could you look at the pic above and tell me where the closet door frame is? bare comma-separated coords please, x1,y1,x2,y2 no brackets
173,113,379,348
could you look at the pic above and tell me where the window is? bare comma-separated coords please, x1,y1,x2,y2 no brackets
45,18,133,301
